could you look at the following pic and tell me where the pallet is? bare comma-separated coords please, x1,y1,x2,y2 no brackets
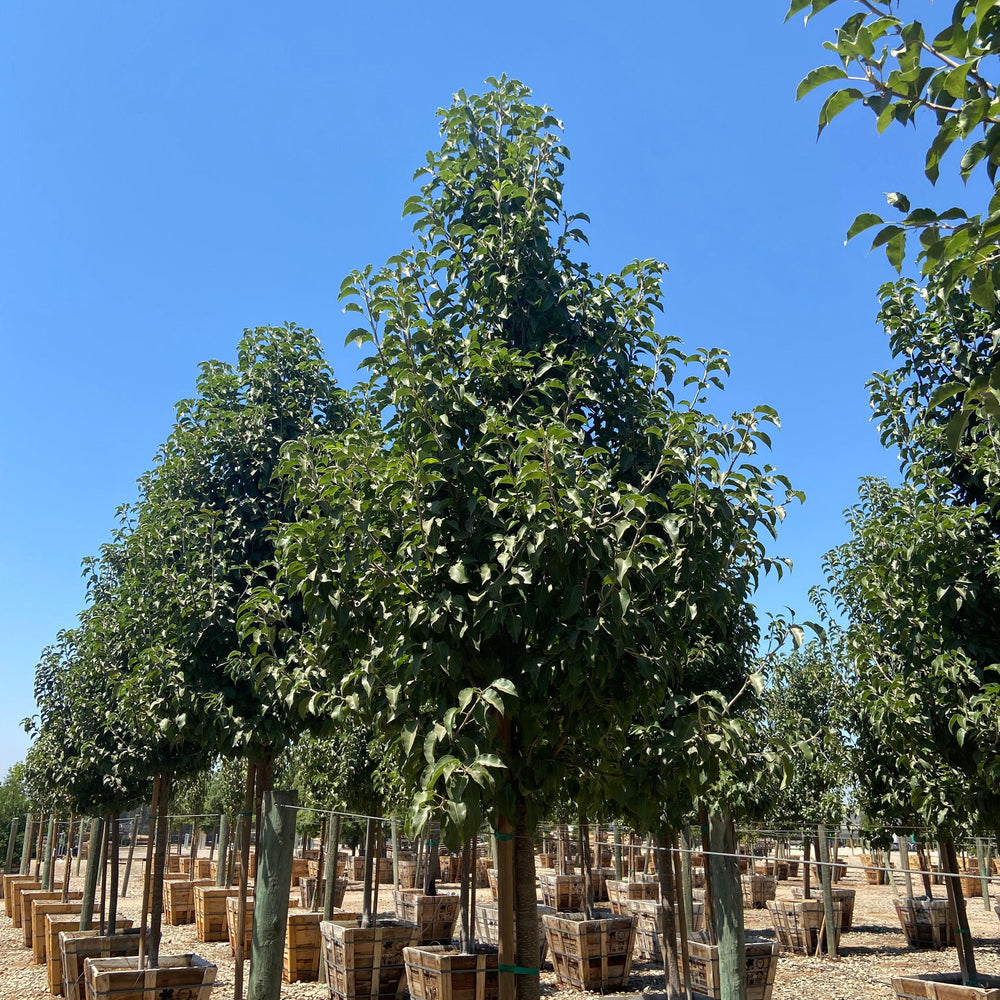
404,944,499,1000
321,919,419,1000
85,953,216,1000
541,911,635,992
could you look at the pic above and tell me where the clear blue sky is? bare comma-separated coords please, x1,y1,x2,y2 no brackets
0,1,971,774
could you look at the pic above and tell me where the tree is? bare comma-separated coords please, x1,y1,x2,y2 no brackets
277,77,799,1000
790,0,1000,305
0,763,28,865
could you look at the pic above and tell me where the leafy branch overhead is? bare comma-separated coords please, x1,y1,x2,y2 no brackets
791,0,1000,305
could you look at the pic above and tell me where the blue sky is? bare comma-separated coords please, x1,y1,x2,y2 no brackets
0,1,973,774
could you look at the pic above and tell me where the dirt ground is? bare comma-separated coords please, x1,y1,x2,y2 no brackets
1,849,998,999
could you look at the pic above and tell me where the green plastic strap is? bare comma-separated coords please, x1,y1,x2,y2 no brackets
954,927,970,934
494,831,513,842
426,840,438,847
499,964,539,975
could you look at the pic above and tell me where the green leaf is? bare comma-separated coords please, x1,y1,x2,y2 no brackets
796,65,849,100
448,563,470,584
847,212,885,240
886,192,911,214
817,89,864,137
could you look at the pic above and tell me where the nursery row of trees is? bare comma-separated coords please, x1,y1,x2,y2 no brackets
17,10,1000,989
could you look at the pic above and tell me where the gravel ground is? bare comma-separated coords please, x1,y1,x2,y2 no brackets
1,851,998,999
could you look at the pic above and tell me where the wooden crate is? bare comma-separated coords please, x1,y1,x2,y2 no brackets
742,875,777,910
475,857,493,888
393,889,460,944
541,912,635,992
85,953,216,1000
893,897,954,949
766,899,842,954
351,856,394,883
291,857,311,881
321,919,419,1000
284,911,323,983
758,860,789,881
141,870,192,913
487,867,498,899
193,858,213,879
812,861,847,883
397,860,417,889
572,867,614,903
21,890,77,947
29,898,84,962
10,878,42,926
791,887,856,932
539,873,583,911
226,894,254,955
404,944,499,1000
627,899,705,961
891,973,1000,999
193,885,238,942
60,928,142,1000
686,938,779,1000
474,902,554,965
860,853,889,885
3,874,37,918
164,878,214,926
46,918,132,995
298,875,348,909
606,879,658,915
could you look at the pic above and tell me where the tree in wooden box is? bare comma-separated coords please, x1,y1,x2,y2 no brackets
686,934,778,1000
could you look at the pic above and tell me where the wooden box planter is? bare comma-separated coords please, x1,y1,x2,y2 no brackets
685,938,779,1000
193,858,213,879
960,875,990,899
351,856,394,883
487,867,498,899
46,918,132,995
285,910,360,983
29,898,85,961
537,853,555,869
164,878,214,926
321,919,419,1000
583,868,615,903
10,879,45,927
894,897,954,949
475,858,493,889
193,885,237,942
891,973,1000,999
812,861,847,883
141,871,191,913
628,899,705,962
22,890,79,947
298,875,347,909
393,889,460,945
742,875,777,910
404,944,499,1000
758,860,789,881
539,873,583,911
766,899,842,955
397,860,417,889
606,879,658,915
226,894,254,955
787,857,801,878
474,903,555,966
60,928,142,1000
861,854,889,885
84,953,216,1000
541,911,635,992
3,874,38,918
791,887,856,932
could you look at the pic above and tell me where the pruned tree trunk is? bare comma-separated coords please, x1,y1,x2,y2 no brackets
234,760,258,999
148,774,172,967
79,815,105,932
361,817,377,928
108,813,121,931
655,825,682,999
121,816,139,898
138,778,161,969
18,813,32,875
709,812,746,1000
579,815,595,919
942,837,977,983
513,799,540,1000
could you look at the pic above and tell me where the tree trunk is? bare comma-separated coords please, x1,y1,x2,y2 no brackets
319,813,342,987
108,813,121,931
234,760,258,1000
579,815,595,919
247,789,298,1000
215,814,230,888
458,836,473,952
898,834,915,898
513,799,540,1000
361,817,377,928
40,815,56,890
680,824,694,933
709,812,746,1000
699,810,714,933
314,816,328,912
942,836,978,983
655,826,682,999
4,816,19,875
672,831,692,996
817,824,837,957
78,815,105,932
18,813,32,875
121,816,139,898
138,778,161,969
75,819,86,877
914,840,934,898
148,774,172,967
